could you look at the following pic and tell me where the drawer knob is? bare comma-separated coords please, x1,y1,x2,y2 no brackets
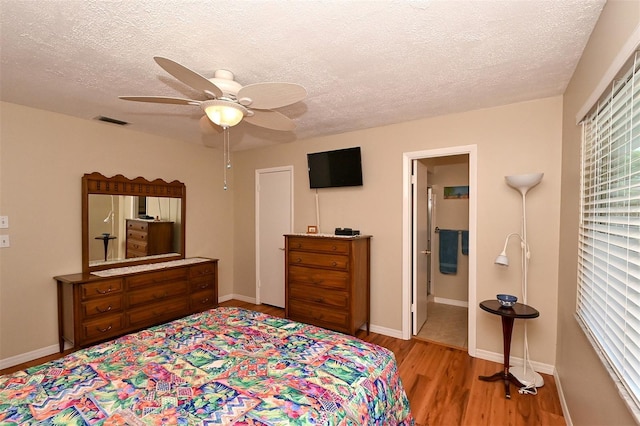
96,286,112,295
200,298,209,304
96,305,113,313
332,262,337,267
296,258,302,263
199,283,209,289
97,324,113,333
296,243,302,248
332,246,337,251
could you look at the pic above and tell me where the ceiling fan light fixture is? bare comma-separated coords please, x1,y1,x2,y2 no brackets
202,100,247,128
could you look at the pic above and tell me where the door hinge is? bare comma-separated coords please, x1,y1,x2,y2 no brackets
411,303,416,313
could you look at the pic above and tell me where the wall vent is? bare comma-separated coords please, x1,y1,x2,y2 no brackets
95,116,129,126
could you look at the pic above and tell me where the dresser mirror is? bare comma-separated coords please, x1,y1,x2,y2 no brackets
82,172,186,273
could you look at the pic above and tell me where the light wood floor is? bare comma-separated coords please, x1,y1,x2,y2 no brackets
1,300,566,425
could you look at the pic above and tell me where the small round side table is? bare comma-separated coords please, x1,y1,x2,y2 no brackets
478,299,539,399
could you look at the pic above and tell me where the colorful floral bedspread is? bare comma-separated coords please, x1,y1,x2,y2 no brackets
0,307,413,425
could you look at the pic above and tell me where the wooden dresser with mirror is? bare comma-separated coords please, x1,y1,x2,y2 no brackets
54,173,219,352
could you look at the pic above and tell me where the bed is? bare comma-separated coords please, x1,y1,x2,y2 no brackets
0,307,413,424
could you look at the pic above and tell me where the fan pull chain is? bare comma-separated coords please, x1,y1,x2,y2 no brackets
223,127,231,190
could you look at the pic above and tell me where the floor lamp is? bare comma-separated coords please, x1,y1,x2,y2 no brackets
496,172,545,390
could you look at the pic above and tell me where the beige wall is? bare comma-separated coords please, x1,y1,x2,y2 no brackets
0,102,235,360
232,96,562,366
558,1,640,424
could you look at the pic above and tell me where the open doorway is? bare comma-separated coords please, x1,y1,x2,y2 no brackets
402,145,477,357
415,155,470,348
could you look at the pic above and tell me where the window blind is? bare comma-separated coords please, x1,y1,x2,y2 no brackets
577,51,640,413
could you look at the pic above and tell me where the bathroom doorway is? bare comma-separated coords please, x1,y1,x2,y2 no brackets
416,155,470,348
402,145,477,356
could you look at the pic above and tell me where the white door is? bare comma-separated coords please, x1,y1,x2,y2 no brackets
256,166,293,308
412,160,429,334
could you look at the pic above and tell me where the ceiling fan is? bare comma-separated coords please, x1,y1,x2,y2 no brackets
119,57,307,132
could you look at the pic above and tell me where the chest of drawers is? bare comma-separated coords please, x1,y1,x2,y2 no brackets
284,235,370,335
125,219,174,259
55,258,218,352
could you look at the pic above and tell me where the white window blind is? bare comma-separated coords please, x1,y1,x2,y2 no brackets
577,51,640,414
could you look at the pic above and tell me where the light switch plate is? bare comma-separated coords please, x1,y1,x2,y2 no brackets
0,216,7,229
0,235,9,247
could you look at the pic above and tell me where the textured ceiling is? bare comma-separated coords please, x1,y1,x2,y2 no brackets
0,0,605,151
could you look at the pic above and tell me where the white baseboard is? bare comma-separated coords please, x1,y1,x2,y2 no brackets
218,293,256,304
554,368,573,425
474,348,555,375
0,343,70,370
434,297,469,308
366,324,404,339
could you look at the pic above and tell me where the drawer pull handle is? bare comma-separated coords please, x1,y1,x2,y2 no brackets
97,324,113,333
199,283,209,289
296,258,302,263
153,292,168,299
96,286,112,295
96,305,113,313
332,262,337,267
200,298,209,304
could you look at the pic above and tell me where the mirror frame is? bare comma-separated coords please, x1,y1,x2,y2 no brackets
82,172,186,273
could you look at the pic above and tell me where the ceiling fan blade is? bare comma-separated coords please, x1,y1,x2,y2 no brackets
119,96,201,105
154,57,223,98
244,110,296,131
238,83,306,109
199,115,223,133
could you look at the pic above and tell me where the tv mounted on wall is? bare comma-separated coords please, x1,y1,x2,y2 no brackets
307,147,363,189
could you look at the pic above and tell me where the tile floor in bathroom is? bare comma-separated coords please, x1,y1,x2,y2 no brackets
416,300,468,348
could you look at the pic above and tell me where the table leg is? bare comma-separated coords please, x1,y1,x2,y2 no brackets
479,316,523,399
102,238,109,261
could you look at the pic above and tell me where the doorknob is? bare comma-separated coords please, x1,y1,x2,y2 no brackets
279,247,285,250
420,250,431,255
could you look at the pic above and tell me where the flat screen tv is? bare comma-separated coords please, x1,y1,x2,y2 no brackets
307,147,363,189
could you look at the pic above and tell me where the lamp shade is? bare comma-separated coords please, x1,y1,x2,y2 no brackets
202,100,247,128
495,233,522,267
495,252,509,266
505,173,544,195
